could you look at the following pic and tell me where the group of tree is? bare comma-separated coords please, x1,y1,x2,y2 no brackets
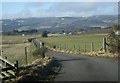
13,29,38,34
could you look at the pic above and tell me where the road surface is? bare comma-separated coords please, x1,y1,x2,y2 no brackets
33,39,118,81
47,51,118,81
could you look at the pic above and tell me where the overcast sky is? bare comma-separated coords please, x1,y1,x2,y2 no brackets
1,1,118,19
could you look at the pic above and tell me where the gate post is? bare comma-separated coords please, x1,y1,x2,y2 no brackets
15,60,19,76
25,47,28,65
103,38,107,52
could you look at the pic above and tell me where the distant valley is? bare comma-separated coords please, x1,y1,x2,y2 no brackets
1,15,118,33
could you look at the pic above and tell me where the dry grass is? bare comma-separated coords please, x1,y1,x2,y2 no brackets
1,35,40,44
2,43,32,66
49,46,118,58
1,35,40,66
81,51,118,58
4,56,55,82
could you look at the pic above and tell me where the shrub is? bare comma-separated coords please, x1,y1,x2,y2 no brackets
41,31,48,37
107,25,120,53
33,47,48,58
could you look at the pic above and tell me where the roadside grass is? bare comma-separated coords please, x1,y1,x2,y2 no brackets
39,34,107,52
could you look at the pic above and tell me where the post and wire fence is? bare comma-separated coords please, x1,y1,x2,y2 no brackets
46,42,102,53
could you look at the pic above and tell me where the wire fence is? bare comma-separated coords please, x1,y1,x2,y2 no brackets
45,42,102,53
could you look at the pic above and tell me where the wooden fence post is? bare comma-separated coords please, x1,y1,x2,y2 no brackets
91,42,94,52
103,38,107,52
15,60,18,69
66,44,68,50
0,50,1,56
5,56,7,67
74,44,75,51
78,44,80,52
15,60,19,75
59,44,61,49
25,47,28,65
85,44,86,52
64,44,66,50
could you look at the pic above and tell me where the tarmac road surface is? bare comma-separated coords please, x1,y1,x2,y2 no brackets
47,51,118,81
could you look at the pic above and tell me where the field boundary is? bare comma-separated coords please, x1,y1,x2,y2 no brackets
46,45,118,58
0,56,19,80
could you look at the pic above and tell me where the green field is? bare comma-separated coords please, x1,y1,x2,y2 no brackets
1,34,107,65
39,34,107,52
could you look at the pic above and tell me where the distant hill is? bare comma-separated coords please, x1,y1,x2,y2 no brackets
1,15,118,33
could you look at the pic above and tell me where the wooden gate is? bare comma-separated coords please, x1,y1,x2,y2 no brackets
0,56,18,80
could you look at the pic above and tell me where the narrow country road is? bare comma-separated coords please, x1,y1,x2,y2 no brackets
33,39,118,81
47,51,118,81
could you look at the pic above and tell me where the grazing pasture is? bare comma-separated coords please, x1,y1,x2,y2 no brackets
2,35,40,44
39,34,107,52
1,35,40,66
1,33,107,66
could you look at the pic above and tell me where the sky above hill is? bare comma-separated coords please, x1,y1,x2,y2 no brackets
1,1,118,19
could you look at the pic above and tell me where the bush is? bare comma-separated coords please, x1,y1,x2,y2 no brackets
33,47,48,58
107,25,120,53
107,37,120,53
41,31,48,37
